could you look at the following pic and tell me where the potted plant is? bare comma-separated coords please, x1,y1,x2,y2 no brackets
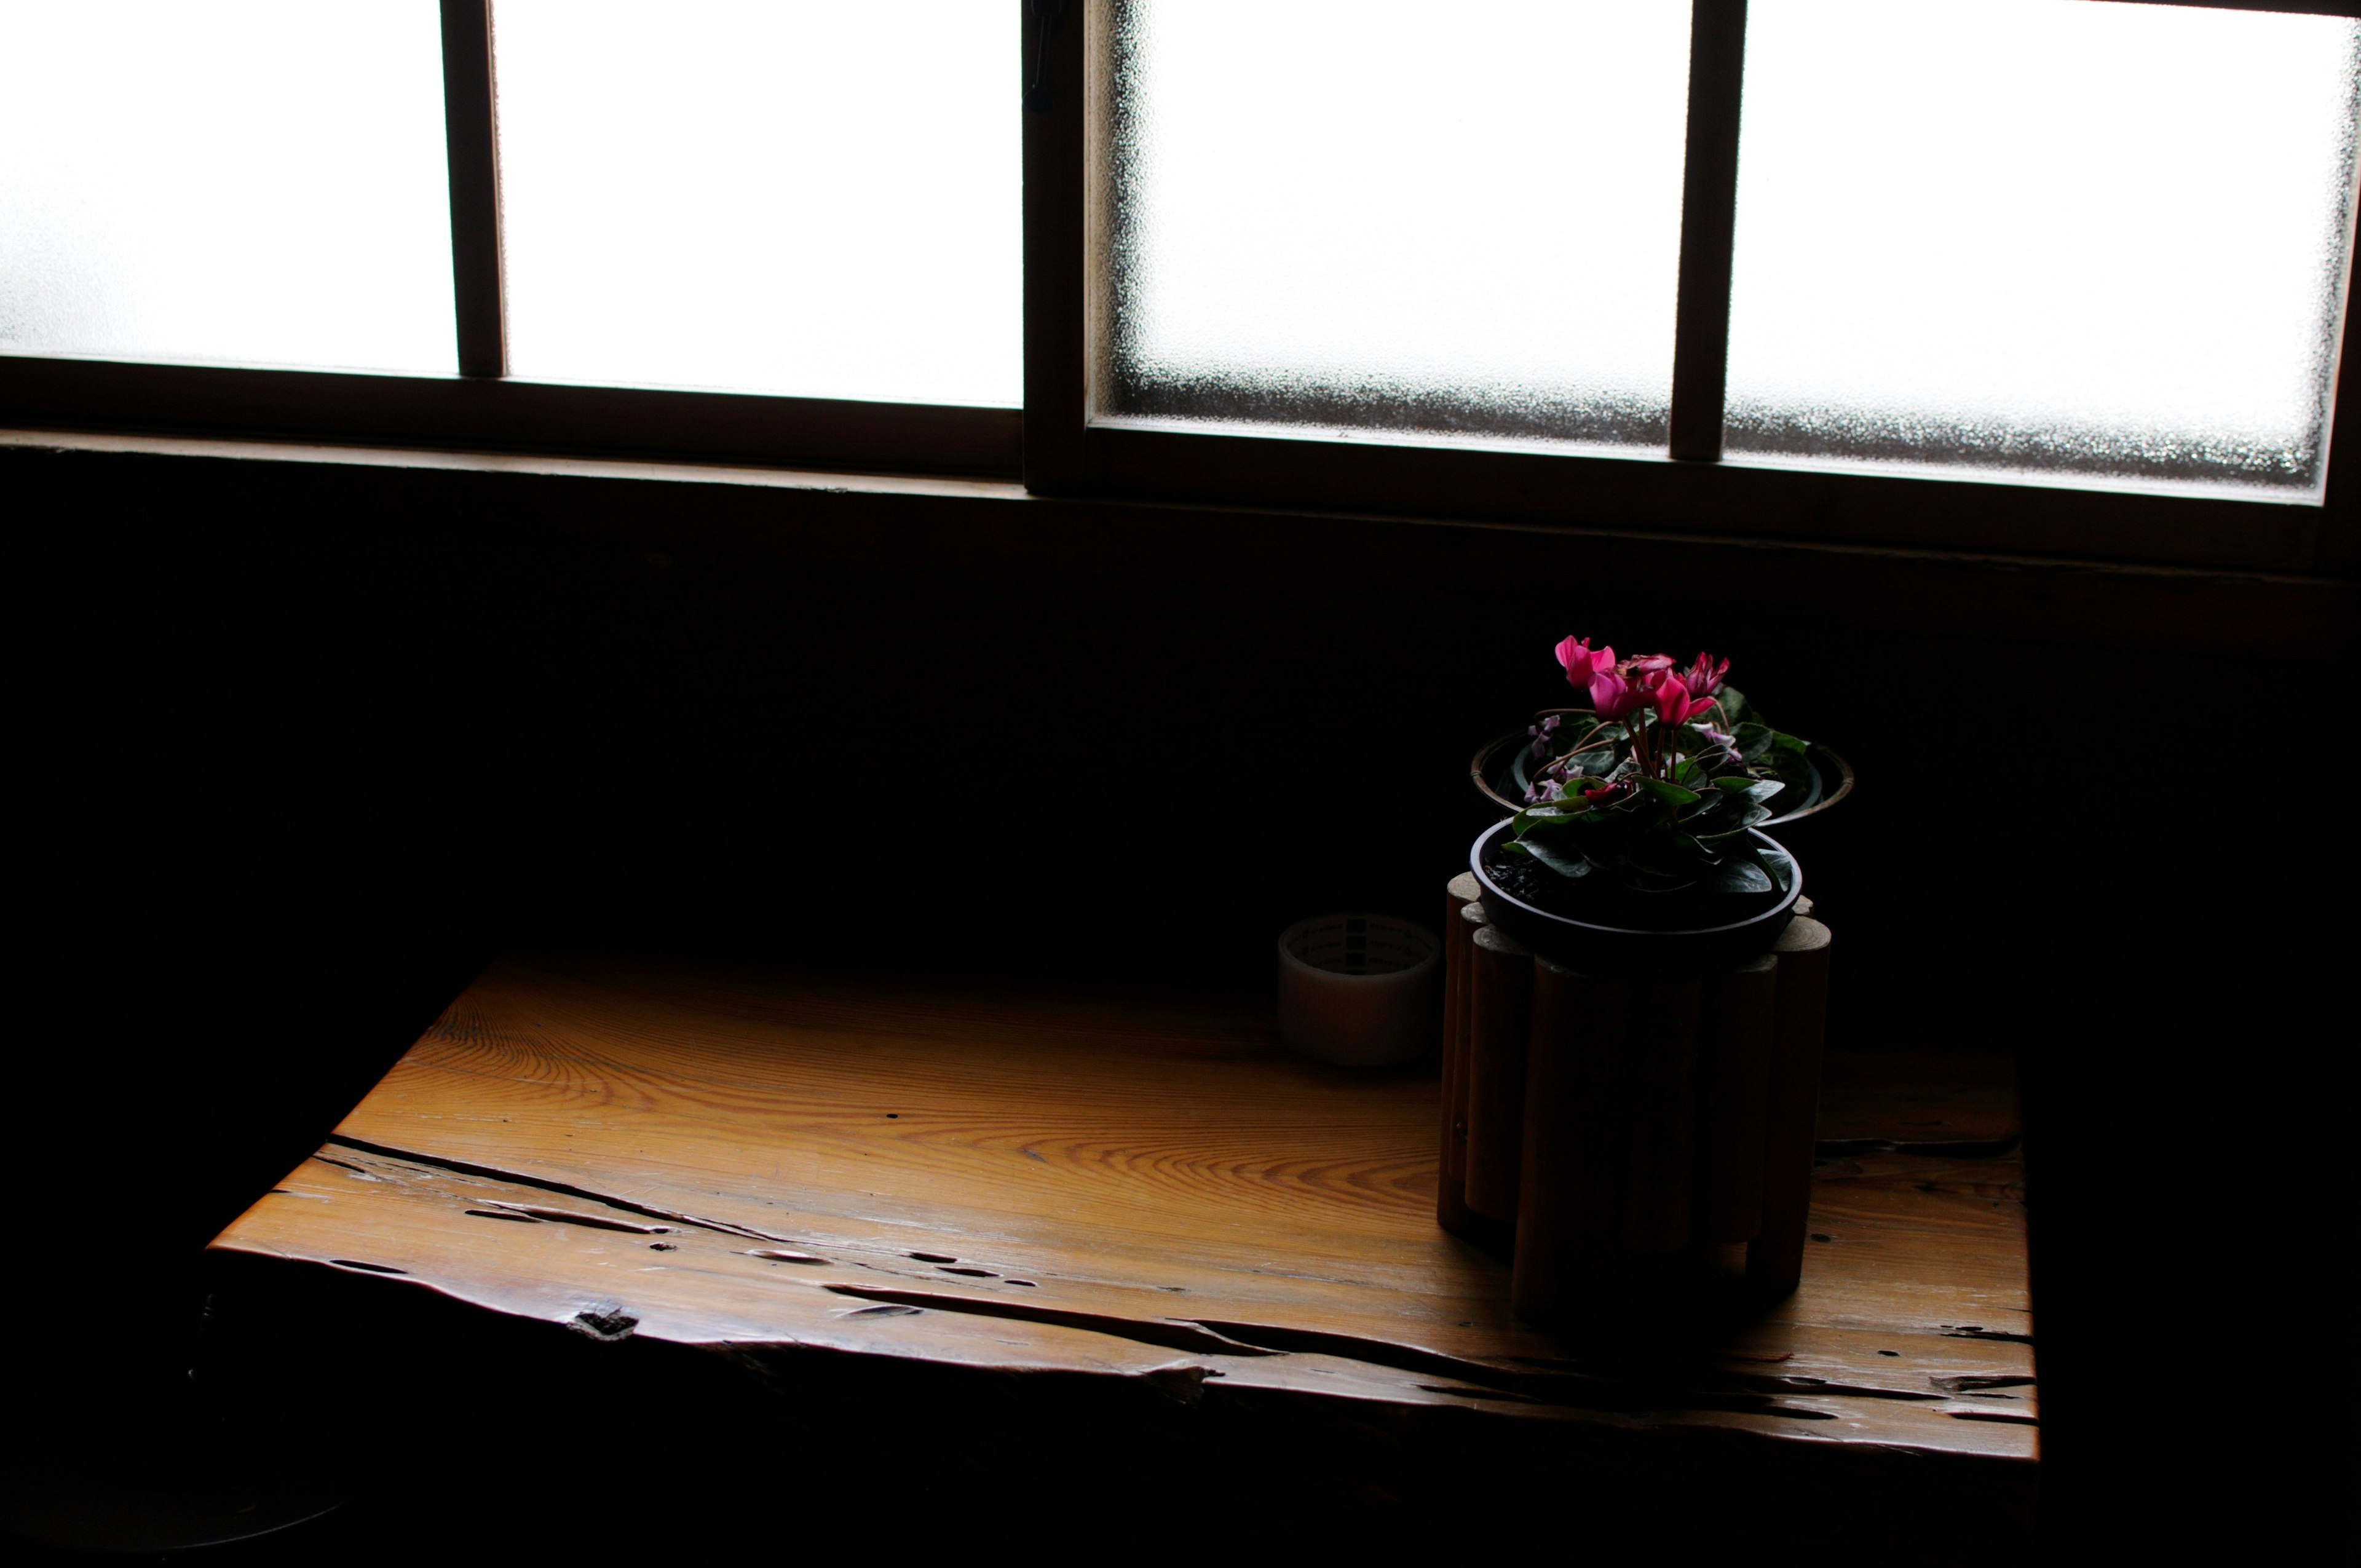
1471,637,1808,967
1470,665,1850,830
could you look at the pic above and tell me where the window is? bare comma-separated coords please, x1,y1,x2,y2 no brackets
1723,0,2359,501
1101,1,1692,456
2,1,2356,568
0,1,454,374
491,1,1019,406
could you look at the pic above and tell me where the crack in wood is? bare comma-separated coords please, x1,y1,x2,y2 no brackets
1931,1374,2036,1395
571,1306,639,1342
820,1283,1279,1358
322,1135,797,1244
1194,1323,1849,1420
480,1201,669,1235
1940,1327,2035,1345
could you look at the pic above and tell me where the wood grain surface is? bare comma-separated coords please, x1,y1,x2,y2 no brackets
209,954,2034,1475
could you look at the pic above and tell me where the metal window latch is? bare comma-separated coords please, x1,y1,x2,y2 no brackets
1024,0,1068,113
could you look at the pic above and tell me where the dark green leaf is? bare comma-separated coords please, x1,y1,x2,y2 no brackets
1639,777,1700,806
1519,837,1594,879
1693,804,1773,844
1704,857,1775,895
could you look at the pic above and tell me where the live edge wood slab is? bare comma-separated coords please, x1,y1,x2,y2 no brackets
207,954,2034,1543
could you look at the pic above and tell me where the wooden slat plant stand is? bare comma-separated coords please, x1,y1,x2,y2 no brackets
205,955,2034,1548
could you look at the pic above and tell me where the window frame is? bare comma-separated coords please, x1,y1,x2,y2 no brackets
1025,0,2361,573
0,0,1021,478
0,0,2352,568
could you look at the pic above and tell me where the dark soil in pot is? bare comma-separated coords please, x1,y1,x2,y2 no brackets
1471,818,1802,970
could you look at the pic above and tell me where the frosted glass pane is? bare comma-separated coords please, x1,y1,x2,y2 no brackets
1726,1,2361,500
0,1,455,374
1104,0,1692,453
493,1,1019,408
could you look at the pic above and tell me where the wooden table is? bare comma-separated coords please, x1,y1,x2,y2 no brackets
207,954,2035,1548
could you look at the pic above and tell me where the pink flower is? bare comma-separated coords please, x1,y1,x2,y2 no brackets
1591,666,1647,719
1653,679,1714,727
1588,652,1676,720
1678,652,1729,701
1554,636,1615,690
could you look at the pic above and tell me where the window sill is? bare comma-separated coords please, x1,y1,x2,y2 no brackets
5,424,2351,660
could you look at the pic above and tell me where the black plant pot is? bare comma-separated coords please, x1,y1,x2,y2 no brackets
1469,710,1853,829
1469,818,1802,970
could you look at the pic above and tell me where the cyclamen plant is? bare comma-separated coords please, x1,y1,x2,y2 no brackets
1503,636,1809,898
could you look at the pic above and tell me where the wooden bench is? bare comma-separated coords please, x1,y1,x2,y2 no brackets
205,952,2034,1548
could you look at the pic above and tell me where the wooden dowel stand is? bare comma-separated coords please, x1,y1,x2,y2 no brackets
1511,957,1631,1323
1621,972,1704,1254
1436,874,1483,1237
1694,954,1779,1243
1748,917,1834,1294
1463,924,1533,1222
1439,897,1837,1318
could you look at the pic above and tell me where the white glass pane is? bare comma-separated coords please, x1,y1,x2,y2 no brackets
1105,0,1693,453
0,1,454,374
1726,1,2361,500
492,1,1019,408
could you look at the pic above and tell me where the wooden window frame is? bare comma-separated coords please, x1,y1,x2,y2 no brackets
0,0,1019,478
0,1,2355,571
1025,0,2361,574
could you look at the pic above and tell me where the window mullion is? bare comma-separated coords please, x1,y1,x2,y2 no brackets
1668,0,1748,463
1022,0,1087,493
439,0,507,379
2321,213,2360,569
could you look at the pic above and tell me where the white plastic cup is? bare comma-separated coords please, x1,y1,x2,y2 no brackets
1276,914,1442,1067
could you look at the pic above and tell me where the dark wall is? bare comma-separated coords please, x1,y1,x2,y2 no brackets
7,443,2347,1546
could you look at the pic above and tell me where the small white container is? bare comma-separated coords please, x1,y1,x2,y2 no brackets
1276,914,1441,1067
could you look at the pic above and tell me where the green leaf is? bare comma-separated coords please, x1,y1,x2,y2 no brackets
1508,742,1535,796
1518,837,1595,879
1704,857,1775,896
1771,729,1810,755
1691,806,1772,845
1732,723,1776,764
1638,777,1700,807
1717,686,1750,724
